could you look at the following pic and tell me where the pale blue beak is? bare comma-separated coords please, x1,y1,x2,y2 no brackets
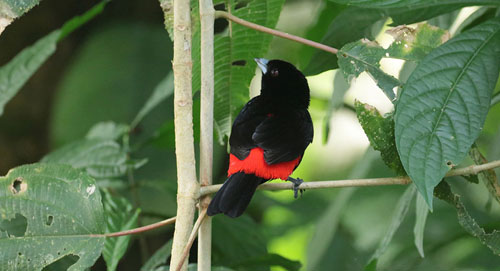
254,58,269,74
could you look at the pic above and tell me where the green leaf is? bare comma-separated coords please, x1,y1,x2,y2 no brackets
366,186,416,268
355,101,406,175
192,0,285,144
230,254,301,271
158,0,174,41
102,191,139,271
41,139,129,179
413,193,429,257
386,23,450,61
304,7,386,75
328,0,500,9
0,1,108,117
131,72,174,129
0,163,105,270
0,0,41,31
435,181,500,255
394,18,500,208
338,40,401,101
469,145,500,205
86,122,130,140
141,239,173,271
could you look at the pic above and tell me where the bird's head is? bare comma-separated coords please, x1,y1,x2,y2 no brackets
255,58,310,109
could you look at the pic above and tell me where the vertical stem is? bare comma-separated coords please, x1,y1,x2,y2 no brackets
170,0,199,270
198,0,214,270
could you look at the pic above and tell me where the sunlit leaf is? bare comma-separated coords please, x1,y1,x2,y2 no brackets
328,0,500,9
386,23,449,61
394,19,500,208
0,164,105,270
338,39,401,101
102,191,139,271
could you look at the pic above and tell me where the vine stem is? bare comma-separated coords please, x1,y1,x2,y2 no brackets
215,10,338,55
91,217,176,238
199,159,500,196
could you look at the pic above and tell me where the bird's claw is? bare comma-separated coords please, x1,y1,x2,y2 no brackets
287,177,304,199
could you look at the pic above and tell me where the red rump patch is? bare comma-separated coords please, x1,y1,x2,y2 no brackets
228,147,301,180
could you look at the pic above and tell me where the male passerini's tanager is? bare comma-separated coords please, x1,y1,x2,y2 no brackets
207,58,313,218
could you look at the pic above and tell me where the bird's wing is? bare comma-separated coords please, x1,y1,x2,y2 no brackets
252,110,313,165
229,97,267,160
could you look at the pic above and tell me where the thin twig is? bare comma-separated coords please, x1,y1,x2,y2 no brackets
91,217,176,238
199,159,500,196
175,210,208,271
215,10,339,55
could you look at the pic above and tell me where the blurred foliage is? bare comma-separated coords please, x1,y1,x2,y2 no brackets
0,0,499,270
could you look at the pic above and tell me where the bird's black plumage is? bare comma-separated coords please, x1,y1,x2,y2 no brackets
207,59,313,218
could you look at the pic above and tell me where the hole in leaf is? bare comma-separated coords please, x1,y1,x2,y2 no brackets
214,18,229,34
41,254,79,271
10,178,27,194
235,0,251,10
18,252,22,256
232,60,246,66
46,215,54,226
446,160,454,168
0,213,27,237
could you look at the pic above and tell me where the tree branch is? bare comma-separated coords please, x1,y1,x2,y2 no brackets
215,10,338,55
175,210,208,271
198,0,215,270
169,0,199,270
90,217,176,238
199,159,500,196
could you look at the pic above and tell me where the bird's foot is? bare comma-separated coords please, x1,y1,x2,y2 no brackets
287,177,304,199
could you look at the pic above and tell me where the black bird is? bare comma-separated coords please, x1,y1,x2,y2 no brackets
207,58,313,218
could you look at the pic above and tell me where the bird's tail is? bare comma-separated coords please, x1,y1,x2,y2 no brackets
207,172,265,218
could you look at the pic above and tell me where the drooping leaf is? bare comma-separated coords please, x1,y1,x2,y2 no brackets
102,191,140,271
86,122,130,141
385,23,450,61
355,101,405,175
366,186,416,269
303,7,386,75
0,164,105,270
328,0,500,9
435,181,500,255
192,0,285,144
0,1,108,116
394,18,500,208
338,39,401,101
131,72,174,129
41,139,130,179
414,193,429,257
141,239,173,271
469,145,500,205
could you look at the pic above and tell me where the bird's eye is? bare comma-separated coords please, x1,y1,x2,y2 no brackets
270,69,279,77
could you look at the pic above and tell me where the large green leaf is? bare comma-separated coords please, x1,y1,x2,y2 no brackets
192,0,285,144
338,39,401,101
0,164,105,270
328,0,500,8
394,18,500,208
0,1,108,117
102,191,139,271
